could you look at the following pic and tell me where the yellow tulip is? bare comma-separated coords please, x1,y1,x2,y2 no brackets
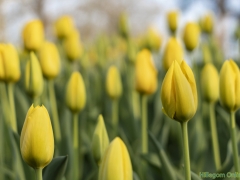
92,115,109,165
22,20,44,51
167,10,178,33
39,41,61,79
20,105,54,169
66,71,86,113
162,37,184,71
106,66,122,99
0,44,21,82
183,22,200,51
201,43,212,64
25,52,44,98
161,60,197,122
219,60,240,112
145,27,162,52
135,49,158,95
99,137,132,180
54,15,75,39
201,14,213,34
201,63,219,103
118,13,129,38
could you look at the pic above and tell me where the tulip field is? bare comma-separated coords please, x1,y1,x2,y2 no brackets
1,3,240,180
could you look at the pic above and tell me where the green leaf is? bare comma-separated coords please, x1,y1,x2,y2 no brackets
191,171,202,180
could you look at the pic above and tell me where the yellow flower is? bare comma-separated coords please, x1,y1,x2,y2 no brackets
201,43,212,64
162,37,184,71
183,22,200,51
201,63,219,103
54,15,75,39
219,60,240,112
118,13,129,38
106,66,122,99
92,115,109,165
66,71,86,113
22,20,44,51
99,137,132,180
0,44,21,82
39,41,61,79
135,49,158,95
161,60,197,122
201,13,213,34
25,52,44,98
20,105,54,169
167,10,178,33
145,27,162,52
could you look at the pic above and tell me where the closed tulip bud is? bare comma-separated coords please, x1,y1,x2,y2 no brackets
183,22,200,51
145,27,162,52
219,60,240,112
22,20,44,51
162,37,184,71
201,43,212,64
161,60,197,122
54,15,75,39
20,105,54,169
92,115,109,165
201,63,219,103
106,66,122,99
135,49,158,95
0,44,21,82
99,137,132,180
201,14,213,34
25,52,44,98
39,41,61,79
167,10,178,34
118,13,129,38
66,72,86,113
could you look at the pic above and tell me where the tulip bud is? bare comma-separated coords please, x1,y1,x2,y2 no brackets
145,27,162,52
162,37,184,71
167,10,178,34
118,13,129,39
99,137,132,180
135,49,158,95
106,66,122,99
22,20,44,51
39,41,61,79
183,22,200,51
54,15,75,39
20,105,54,169
66,72,86,113
201,43,212,64
92,115,109,165
25,52,44,98
201,14,213,34
161,60,197,122
201,63,219,103
219,60,240,112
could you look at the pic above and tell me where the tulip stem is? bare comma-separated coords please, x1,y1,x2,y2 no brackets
73,112,80,179
35,168,42,180
209,103,221,171
112,99,119,133
7,83,17,133
0,83,11,126
181,122,191,180
73,113,79,149
141,95,148,154
230,111,240,177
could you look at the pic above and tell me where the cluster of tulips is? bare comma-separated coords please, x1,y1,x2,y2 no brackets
1,9,240,180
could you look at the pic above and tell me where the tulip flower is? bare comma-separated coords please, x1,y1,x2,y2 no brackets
167,10,178,34
22,20,44,51
201,43,212,64
183,22,200,51
92,115,109,165
54,15,75,39
99,137,132,180
145,27,162,52
118,12,129,39
201,13,213,34
162,37,184,71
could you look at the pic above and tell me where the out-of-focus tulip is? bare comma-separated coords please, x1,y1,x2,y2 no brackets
66,71,86,113
20,105,54,169
161,60,197,122
22,20,44,51
54,15,75,39
0,44,21,82
99,137,132,180
118,13,129,39
25,52,44,98
183,22,200,51
39,41,61,79
201,14,213,34
135,49,158,95
106,66,122,99
167,10,178,34
145,27,162,52
201,63,219,103
92,115,109,165
219,60,240,112
201,43,212,64
162,37,184,71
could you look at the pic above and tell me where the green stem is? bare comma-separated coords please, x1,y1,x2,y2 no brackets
112,99,119,133
35,168,42,180
230,111,240,178
0,83,11,126
7,83,17,133
73,112,80,179
209,103,221,170
141,95,148,154
181,122,191,180
73,113,79,149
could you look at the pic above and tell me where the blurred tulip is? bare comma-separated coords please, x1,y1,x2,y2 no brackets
106,66,122,99
135,49,158,95
92,115,109,165
22,20,44,51
201,43,212,64
201,14,214,34
145,27,162,52
219,60,240,112
20,105,54,169
167,10,178,34
39,41,61,79
161,60,197,122
54,15,75,39
183,22,200,51
201,63,219,103
66,71,86,113
118,13,129,39
162,37,184,71
99,137,132,180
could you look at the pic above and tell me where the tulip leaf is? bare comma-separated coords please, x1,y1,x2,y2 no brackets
43,155,68,180
191,171,202,180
